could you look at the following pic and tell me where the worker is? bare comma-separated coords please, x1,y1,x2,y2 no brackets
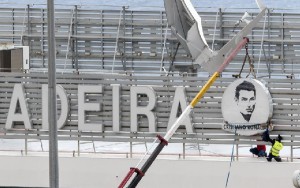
263,130,283,162
249,142,267,157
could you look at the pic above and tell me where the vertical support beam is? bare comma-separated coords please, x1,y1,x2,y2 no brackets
121,6,127,72
291,76,295,162
73,5,78,71
100,10,104,69
26,4,31,47
12,9,15,44
183,133,186,159
250,12,255,66
130,137,133,158
236,143,239,161
291,142,294,162
77,132,81,157
218,8,224,48
130,10,135,70
281,13,285,73
41,9,45,67
25,135,28,155
267,9,271,78
47,0,59,187
183,142,186,159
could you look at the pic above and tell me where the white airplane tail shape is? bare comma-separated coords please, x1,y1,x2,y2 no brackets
164,0,267,73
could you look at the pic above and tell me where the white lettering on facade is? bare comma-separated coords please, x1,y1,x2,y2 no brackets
4,84,196,134
5,84,32,129
130,86,156,132
112,84,120,132
168,87,193,133
78,85,103,131
42,84,69,130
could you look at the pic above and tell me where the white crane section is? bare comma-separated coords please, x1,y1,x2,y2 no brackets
164,0,267,73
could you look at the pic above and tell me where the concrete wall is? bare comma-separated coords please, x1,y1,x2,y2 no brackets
0,156,299,188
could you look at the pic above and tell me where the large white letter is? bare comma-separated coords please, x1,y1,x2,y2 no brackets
130,86,156,132
168,87,194,133
78,85,103,131
6,84,32,129
42,84,69,130
112,84,120,132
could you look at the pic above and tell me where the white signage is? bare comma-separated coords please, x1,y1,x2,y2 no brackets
5,84,194,134
221,78,273,135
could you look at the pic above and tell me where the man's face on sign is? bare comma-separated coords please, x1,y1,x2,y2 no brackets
235,90,256,116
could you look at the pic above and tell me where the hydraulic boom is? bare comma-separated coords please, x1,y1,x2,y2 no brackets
119,37,250,188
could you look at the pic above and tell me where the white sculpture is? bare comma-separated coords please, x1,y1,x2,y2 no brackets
164,0,267,73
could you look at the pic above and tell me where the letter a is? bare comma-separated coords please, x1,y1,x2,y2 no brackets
6,84,32,129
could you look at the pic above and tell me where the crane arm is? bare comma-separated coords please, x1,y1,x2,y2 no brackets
118,37,250,188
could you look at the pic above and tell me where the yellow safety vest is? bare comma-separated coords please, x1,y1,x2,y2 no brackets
271,141,283,157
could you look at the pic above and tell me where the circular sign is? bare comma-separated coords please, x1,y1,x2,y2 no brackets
221,78,273,135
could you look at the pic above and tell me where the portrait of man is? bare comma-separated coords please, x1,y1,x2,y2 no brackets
234,80,256,122
221,78,273,135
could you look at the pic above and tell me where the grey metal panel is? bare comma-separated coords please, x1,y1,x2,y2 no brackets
0,72,298,146
2,6,298,75
0,6,299,146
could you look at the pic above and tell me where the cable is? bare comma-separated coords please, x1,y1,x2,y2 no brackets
232,42,256,78
225,128,237,188
211,10,219,51
256,9,267,76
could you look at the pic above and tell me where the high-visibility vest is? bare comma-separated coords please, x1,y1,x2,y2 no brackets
271,141,283,157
